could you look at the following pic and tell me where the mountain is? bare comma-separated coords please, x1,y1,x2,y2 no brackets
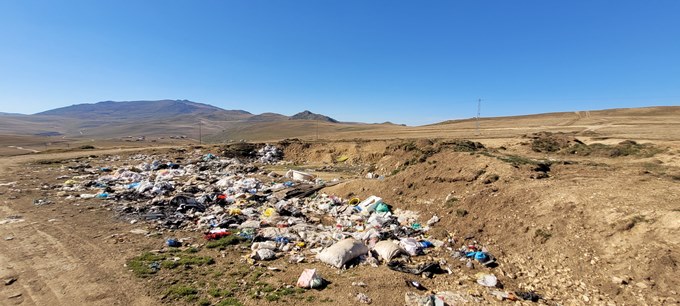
246,112,289,122
36,100,252,121
0,100,345,138
290,110,338,123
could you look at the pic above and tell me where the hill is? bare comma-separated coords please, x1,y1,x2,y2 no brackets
0,100,344,139
290,110,338,123
36,100,252,121
246,112,289,122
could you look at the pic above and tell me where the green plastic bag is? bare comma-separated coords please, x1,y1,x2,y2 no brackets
376,202,390,213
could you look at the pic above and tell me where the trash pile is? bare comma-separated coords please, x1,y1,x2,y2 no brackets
51,145,539,304
257,144,283,164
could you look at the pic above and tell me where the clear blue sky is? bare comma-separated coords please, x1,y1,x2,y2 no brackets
0,1,678,125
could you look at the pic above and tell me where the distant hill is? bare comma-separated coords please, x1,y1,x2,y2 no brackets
0,100,345,138
290,110,338,123
6,100,675,143
36,100,252,121
246,112,289,122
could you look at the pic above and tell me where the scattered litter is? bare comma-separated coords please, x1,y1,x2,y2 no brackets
406,280,427,291
317,238,368,268
476,273,498,287
0,216,24,225
515,290,541,302
373,240,403,262
404,292,434,306
388,262,444,277
252,249,276,261
285,169,315,181
426,215,439,226
148,262,161,272
296,268,324,289
490,290,518,301
166,238,181,247
355,292,372,304
33,198,53,206
257,144,282,163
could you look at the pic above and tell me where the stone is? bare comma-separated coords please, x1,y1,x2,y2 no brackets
611,276,628,285
129,228,149,235
635,282,648,289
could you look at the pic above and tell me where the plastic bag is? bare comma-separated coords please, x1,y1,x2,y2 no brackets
316,238,368,268
297,268,324,288
373,240,403,261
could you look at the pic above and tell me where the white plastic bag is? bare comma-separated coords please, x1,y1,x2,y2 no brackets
373,240,403,261
316,238,368,268
399,238,420,256
297,268,323,288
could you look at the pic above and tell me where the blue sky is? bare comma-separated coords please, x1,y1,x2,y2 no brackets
0,1,678,125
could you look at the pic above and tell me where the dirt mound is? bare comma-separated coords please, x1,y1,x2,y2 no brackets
528,132,663,158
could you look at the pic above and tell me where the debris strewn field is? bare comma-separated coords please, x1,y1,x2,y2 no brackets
1,126,679,305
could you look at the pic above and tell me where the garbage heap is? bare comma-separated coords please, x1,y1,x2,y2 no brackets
56,145,536,304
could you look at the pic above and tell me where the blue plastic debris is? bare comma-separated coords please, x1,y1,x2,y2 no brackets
166,238,181,247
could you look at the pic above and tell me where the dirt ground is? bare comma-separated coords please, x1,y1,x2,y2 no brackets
1,117,680,305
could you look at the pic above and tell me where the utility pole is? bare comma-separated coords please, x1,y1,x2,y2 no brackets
316,120,319,141
475,98,482,136
198,121,202,144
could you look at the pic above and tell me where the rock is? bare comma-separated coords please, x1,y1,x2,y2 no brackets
4,278,17,286
635,282,648,289
8,292,21,299
611,276,628,285
129,228,149,235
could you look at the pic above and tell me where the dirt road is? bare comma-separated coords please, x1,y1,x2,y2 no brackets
0,148,166,305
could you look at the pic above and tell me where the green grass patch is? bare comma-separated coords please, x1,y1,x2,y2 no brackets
164,285,198,300
216,298,243,306
161,256,214,269
127,252,213,276
208,288,233,298
265,293,281,302
185,247,200,253
250,268,265,282
126,252,166,277
498,155,542,166
206,235,244,250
